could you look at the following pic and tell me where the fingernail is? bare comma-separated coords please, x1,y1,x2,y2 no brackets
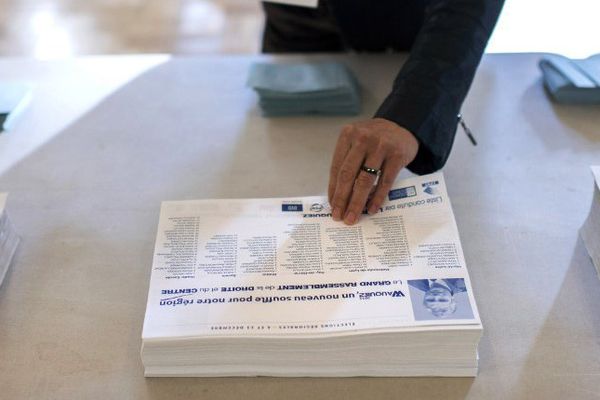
332,207,342,221
368,206,377,215
344,211,357,225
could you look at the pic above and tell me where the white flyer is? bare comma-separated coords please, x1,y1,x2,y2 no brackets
142,172,480,339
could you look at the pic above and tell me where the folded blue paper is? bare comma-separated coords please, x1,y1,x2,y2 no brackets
247,62,361,116
539,54,600,104
0,82,33,132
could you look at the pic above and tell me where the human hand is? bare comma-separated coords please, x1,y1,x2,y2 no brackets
328,118,419,225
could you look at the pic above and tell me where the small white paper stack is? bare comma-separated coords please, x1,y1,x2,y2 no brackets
581,166,600,277
0,193,19,287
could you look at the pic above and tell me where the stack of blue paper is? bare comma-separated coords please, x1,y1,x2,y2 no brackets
247,62,361,116
539,54,600,104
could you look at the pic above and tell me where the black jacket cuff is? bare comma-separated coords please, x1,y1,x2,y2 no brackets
375,90,458,175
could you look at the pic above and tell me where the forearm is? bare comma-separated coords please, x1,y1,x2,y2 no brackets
375,0,504,174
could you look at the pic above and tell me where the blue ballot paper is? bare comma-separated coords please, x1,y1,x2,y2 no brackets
539,54,600,104
247,62,361,116
0,82,33,132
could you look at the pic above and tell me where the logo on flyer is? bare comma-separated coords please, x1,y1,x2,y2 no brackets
422,180,439,195
310,203,324,212
388,186,417,201
302,202,332,218
282,201,303,212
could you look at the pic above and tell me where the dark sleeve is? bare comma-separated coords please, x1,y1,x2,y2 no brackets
374,0,504,174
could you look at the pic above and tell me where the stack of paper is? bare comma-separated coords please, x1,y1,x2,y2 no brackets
581,166,600,277
247,62,361,116
0,194,19,287
539,54,600,104
0,82,33,132
141,173,482,377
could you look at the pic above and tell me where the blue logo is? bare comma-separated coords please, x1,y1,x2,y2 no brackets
421,180,439,195
388,186,417,201
282,203,303,212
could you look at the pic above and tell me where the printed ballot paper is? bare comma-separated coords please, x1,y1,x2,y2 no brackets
141,172,482,377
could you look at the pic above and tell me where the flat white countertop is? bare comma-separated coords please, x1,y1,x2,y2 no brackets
0,54,599,399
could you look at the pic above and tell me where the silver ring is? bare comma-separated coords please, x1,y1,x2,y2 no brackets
360,165,381,176
360,165,382,186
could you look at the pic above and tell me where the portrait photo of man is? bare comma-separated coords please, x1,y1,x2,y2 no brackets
408,278,474,320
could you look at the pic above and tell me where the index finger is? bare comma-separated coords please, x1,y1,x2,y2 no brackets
330,143,367,221
328,126,353,203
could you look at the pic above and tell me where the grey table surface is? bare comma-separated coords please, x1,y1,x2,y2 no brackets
0,53,599,399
